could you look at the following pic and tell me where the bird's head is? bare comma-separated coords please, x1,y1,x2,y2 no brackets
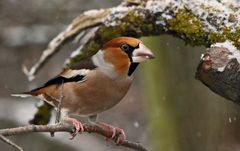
92,37,155,78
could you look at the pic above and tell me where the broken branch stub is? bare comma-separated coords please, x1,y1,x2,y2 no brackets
196,41,240,105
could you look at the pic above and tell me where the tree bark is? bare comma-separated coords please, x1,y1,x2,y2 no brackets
196,41,240,105
0,123,148,151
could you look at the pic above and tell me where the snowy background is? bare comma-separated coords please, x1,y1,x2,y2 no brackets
1,0,240,151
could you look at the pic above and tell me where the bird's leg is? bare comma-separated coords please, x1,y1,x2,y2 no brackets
88,115,126,144
62,117,84,140
96,121,126,144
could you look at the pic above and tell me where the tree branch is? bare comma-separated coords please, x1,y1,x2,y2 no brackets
22,9,109,81
196,40,240,105
24,0,240,80
0,135,24,151
55,81,65,124
0,123,147,151
18,0,240,104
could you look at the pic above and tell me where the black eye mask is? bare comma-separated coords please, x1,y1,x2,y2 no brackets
120,43,140,76
120,43,139,62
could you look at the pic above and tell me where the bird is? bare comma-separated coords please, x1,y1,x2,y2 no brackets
12,37,154,143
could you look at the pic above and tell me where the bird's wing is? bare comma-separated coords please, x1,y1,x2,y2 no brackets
32,69,88,91
12,57,97,97
31,57,97,94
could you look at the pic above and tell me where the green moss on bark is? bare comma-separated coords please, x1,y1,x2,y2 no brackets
208,27,240,48
168,10,205,45
67,9,240,67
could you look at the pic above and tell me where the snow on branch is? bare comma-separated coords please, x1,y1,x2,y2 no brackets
24,0,240,80
22,9,109,81
196,40,240,105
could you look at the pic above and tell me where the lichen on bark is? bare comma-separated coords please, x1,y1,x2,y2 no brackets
66,0,240,66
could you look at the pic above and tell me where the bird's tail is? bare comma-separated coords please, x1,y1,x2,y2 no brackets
11,92,33,98
11,88,41,98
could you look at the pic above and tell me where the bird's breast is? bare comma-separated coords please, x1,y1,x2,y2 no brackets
62,70,133,116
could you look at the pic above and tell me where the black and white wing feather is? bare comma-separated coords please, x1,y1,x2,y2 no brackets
12,57,97,97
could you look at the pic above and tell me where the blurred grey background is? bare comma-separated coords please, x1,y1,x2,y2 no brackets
1,0,240,151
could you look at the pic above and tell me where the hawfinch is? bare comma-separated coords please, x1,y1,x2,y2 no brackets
13,37,154,143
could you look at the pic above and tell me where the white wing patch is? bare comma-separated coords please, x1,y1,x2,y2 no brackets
61,69,90,78
37,94,56,106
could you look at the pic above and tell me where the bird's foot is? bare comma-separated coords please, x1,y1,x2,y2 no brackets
63,117,84,139
96,121,126,144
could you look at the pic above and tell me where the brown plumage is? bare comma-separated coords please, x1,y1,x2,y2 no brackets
29,69,132,116
13,37,154,142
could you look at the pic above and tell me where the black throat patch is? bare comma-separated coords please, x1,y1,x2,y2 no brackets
128,63,139,76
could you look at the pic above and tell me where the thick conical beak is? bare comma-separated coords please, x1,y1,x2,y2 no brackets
132,43,155,63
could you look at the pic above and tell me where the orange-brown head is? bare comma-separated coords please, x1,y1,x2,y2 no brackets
92,37,154,78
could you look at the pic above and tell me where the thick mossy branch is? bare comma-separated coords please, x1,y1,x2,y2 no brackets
65,0,240,66
22,0,240,106
25,0,240,73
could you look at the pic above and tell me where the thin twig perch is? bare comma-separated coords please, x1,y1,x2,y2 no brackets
0,135,24,151
0,123,148,151
55,81,65,124
51,81,64,137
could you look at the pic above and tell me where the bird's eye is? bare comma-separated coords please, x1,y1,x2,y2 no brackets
121,44,130,52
